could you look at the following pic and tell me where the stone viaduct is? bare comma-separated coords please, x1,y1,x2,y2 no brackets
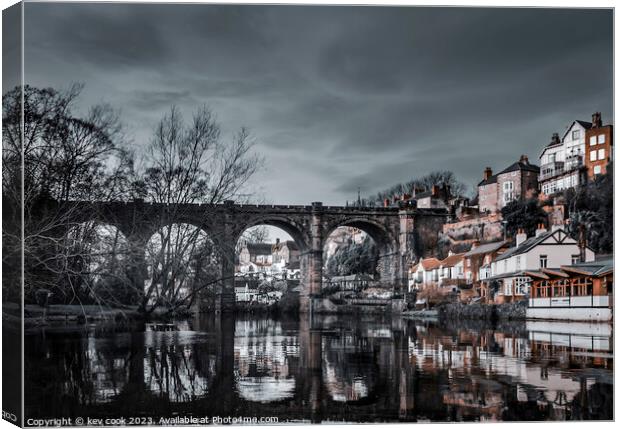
64,199,448,312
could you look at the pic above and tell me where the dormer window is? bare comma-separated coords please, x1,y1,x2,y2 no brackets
572,130,580,140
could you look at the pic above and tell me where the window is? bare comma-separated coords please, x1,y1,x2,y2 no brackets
515,277,529,295
590,136,597,146
516,256,521,270
590,151,597,162
503,181,514,203
572,130,580,140
594,165,602,175
598,134,606,144
598,148,605,160
539,255,548,268
549,153,556,162
571,254,580,264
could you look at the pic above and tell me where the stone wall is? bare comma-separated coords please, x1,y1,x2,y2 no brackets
437,300,526,321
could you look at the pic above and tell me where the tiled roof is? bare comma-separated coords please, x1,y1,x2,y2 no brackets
464,241,508,257
440,253,465,268
415,257,441,271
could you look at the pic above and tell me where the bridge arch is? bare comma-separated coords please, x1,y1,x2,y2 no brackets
323,218,397,252
232,215,310,252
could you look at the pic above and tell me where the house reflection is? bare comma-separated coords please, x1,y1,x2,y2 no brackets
23,315,613,422
234,318,298,403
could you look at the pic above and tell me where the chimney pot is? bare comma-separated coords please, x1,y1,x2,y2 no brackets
535,223,547,237
484,167,493,181
551,133,560,145
592,112,602,128
516,229,527,247
520,154,529,164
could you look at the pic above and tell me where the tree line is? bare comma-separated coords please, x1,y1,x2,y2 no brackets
2,84,263,315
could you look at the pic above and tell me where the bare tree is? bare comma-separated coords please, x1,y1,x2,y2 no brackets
2,85,133,305
133,105,263,314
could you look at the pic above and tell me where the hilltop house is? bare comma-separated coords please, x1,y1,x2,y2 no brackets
482,224,595,304
478,155,540,214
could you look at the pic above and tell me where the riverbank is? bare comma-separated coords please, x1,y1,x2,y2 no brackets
437,301,527,322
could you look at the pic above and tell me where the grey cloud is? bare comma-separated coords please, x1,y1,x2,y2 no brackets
20,3,613,205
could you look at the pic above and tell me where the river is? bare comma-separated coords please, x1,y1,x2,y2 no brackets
23,315,613,423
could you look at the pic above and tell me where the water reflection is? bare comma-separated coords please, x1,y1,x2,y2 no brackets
24,315,613,422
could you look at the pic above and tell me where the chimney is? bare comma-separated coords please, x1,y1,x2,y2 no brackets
384,198,390,208
483,167,493,181
592,112,602,128
276,238,280,245
431,185,438,197
402,193,411,201
550,133,560,145
535,223,547,237
516,228,527,247
471,240,480,250
519,154,529,164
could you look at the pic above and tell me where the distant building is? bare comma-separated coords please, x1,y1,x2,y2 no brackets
584,112,613,179
327,273,374,291
239,243,273,266
272,239,300,265
412,184,450,209
477,155,540,214
235,279,260,302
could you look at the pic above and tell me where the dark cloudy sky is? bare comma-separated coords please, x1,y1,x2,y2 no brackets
18,3,613,205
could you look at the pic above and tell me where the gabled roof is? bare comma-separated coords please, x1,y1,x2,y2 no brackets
464,241,508,257
495,229,572,262
561,119,592,141
440,252,465,268
498,160,540,175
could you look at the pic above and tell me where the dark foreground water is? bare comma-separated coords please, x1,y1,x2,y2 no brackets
23,315,613,423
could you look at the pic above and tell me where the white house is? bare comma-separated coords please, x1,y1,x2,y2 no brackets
438,252,466,286
485,224,595,303
408,257,441,291
539,120,591,198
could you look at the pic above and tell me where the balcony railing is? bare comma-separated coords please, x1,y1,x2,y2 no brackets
539,156,583,181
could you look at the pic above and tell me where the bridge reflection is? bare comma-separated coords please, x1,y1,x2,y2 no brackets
23,316,613,422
